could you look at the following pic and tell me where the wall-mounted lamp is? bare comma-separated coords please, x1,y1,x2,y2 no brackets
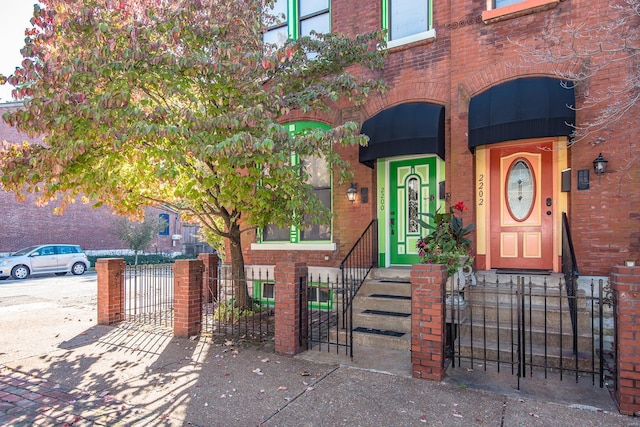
593,153,608,175
346,183,357,202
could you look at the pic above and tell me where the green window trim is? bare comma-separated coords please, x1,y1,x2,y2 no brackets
259,120,334,245
265,0,331,43
253,280,334,310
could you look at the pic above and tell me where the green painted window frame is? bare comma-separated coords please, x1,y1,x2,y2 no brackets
253,280,334,310
264,0,331,43
381,0,433,43
260,120,333,244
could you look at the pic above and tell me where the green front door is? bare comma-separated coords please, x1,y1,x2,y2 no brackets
389,157,438,264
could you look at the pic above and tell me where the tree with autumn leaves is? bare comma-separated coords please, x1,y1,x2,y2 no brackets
0,0,386,309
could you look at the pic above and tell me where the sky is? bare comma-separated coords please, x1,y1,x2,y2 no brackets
0,1,38,103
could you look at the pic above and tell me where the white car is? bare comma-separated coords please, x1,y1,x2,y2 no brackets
0,244,90,280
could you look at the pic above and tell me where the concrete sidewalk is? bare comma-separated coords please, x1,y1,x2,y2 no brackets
1,323,637,426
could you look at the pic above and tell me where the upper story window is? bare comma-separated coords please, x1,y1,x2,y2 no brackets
382,0,434,49
263,0,331,49
482,0,560,23
494,0,523,7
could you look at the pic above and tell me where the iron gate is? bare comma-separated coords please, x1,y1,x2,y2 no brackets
305,273,350,355
448,275,614,389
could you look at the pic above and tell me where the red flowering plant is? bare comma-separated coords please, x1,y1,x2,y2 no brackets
416,201,475,276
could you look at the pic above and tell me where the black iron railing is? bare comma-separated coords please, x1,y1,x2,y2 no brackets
338,219,378,358
123,263,174,328
562,212,579,354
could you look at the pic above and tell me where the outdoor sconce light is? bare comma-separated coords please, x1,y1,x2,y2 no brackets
593,153,608,175
346,183,357,202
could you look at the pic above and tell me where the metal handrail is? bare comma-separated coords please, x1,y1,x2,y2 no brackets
561,212,579,354
339,218,378,297
338,219,378,358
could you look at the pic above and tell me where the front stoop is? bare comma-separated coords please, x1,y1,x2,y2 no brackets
456,271,597,370
350,268,412,351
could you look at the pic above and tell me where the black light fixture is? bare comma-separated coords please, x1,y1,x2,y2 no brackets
593,153,608,175
346,183,357,202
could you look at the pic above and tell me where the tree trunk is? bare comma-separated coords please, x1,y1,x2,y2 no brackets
229,221,251,310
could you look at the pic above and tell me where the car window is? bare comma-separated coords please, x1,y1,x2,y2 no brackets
39,246,55,256
12,246,39,256
57,246,72,254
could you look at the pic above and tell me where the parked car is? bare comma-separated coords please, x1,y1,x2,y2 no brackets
0,244,90,280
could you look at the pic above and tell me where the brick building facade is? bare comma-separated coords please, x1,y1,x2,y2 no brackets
240,0,638,278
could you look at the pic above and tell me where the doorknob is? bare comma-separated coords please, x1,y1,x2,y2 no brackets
390,218,395,235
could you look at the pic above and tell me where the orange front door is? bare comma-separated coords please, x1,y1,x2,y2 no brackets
489,141,554,270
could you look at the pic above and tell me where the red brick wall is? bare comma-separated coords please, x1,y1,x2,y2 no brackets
410,263,448,380
610,265,640,415
96,258,125,325
173,259,204,338
240,0,640,276
274,262,308,356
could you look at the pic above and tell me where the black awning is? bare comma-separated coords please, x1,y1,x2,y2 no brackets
468,77,575,150
359,103,445,168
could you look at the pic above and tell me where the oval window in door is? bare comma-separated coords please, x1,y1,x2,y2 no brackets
506,159,535,221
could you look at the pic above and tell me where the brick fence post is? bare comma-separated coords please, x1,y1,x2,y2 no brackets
198,253,219,304
274,262,308,356
96,258,126,325
611,265,640,416
174,259,204,338
411,263,448,381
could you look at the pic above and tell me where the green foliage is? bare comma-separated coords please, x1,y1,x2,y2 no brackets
213,299,267,323
416,201,475,276
0,0,386,309
114,213,167,263
87,253,191,266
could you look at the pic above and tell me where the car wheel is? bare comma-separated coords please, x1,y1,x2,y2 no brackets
55,272,67,276
71,262,86,275
11,265,30,280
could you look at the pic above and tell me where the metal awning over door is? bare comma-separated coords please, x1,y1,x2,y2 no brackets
359,103,445,168
468,77,576,150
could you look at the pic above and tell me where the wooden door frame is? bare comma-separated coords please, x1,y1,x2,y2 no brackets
474,138,568,273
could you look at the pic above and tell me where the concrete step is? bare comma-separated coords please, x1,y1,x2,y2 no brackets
462,284,589,309
358,280,412,297
353,295,411,313
475,271,565,288
456,321,596,351
461,301,593,329
368,267,412,281
353,309,411,333
454,338,597,371
331,328,411,351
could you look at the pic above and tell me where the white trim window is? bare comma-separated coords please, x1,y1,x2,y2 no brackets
382,0,435,48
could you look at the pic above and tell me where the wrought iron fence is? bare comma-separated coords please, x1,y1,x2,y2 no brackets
201,265,274,341
306,273,342,352
449,274,613,389
123,263,174,329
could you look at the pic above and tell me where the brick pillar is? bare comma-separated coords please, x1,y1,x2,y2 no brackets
611,265,640,416
411,263,448,381
173,259,204,338
274,262,308,356
198,253,219,304
96,258,125,325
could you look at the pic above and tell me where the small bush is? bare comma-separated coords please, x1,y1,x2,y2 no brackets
87,253,194,266
213,299,268,323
